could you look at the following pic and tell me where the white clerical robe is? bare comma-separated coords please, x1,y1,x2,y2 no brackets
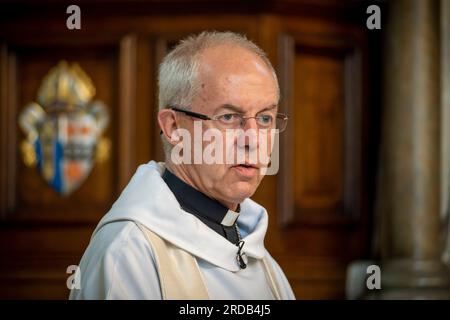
69,161,295,300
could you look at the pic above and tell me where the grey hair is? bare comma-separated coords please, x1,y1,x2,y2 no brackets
158,31,279,157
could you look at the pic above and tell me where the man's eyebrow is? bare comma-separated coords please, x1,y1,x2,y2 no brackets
214,104,245,113
214,103,278,113
258,104,278,112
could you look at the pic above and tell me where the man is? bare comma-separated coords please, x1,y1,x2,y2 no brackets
70,31,295,299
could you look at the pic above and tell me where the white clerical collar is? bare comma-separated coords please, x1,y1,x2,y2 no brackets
221,207,240,226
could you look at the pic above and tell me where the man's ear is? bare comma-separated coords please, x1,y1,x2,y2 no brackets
157,109,179,146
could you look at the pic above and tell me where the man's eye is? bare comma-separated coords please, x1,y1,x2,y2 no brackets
257,114,273,125
219,114,239,123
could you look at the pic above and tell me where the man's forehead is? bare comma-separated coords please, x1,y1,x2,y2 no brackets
199,44,270,75
194,45,278,112
198,48,276,88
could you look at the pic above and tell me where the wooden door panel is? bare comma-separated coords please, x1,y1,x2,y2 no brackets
270,26,368,298
294,53,344,210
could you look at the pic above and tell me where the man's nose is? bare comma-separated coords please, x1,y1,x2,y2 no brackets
241,118,259,149
242,117,258,131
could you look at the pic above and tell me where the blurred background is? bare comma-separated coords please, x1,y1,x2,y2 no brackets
0,0,449,299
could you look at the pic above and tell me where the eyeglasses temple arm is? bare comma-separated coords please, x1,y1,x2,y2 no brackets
170,107,211,120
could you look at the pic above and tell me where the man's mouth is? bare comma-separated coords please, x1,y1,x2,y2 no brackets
231,163,260,178
232,162,259,169
237,164,254,168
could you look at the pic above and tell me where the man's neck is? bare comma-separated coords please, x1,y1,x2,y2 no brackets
166,162,239,212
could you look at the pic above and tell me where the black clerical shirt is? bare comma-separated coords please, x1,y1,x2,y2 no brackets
162,169,241,245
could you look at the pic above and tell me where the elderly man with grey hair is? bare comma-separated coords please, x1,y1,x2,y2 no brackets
70,31,295,300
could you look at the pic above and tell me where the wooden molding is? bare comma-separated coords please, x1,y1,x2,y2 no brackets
118,34,138,190
0,45,17,219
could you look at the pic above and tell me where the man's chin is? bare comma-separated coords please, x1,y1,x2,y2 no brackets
226,183,258,203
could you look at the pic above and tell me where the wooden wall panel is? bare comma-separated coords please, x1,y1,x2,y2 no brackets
14,47,118,223
0,225,93,299
0,37,138,298
278,32,363,227
272,23,368,298
294,53,345,212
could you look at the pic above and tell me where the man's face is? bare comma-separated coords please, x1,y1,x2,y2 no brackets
171,44,279,210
